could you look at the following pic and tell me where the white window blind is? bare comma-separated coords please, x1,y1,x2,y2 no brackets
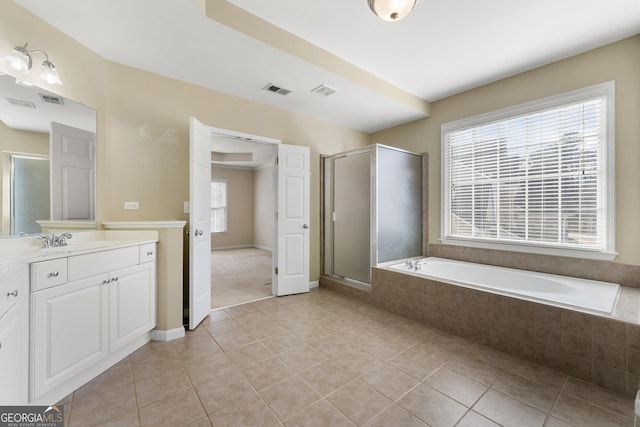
442,82,614,258
211,180,227,233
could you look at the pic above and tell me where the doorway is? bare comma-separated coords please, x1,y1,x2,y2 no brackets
210,138,276,309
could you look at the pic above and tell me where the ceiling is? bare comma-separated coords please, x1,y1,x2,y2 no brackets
13,0,640,133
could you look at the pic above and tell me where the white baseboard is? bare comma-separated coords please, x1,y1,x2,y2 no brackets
211,244,253,251
253,245,273,252
309,280,319,289
151,327,185,341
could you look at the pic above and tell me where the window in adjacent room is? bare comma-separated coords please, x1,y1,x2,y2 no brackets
211,180,227,233
441,81,615,260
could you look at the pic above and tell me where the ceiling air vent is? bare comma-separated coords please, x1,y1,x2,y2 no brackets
39,93,64,105
310,84,338,97
5,98,36,109
263,83,291,96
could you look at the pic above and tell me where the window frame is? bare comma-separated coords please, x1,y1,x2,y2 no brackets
211,179,228,234
441,81,616,260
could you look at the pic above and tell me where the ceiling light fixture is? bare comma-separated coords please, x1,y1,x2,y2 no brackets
368,0,418,22
2,43,63,85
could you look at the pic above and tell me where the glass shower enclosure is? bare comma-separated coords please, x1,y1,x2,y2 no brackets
322,144,423,286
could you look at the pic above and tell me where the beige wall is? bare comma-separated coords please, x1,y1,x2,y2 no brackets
372,35,640,266
254,164,274,250
0,2,370,286
211,167,254,248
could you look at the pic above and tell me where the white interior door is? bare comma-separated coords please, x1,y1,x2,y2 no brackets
50,122,95,220
275,144,310,296
188,117,211,330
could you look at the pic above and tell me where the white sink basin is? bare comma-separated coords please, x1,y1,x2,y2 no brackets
42,240,120,254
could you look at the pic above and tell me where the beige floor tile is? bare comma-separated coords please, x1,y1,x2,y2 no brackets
283,399,355,427
398,382,467,426
544,417,574,427
359,363,419,401
241,357,295,391
131,354,184,381
327,379,392,426
205,318,246,338
388,345,451,380
139,387,205,427
73,361,133,400
332,348,384,377
455,410,500,427
185,417,212,427
562,377,635,419
195,371,256,415
473,389,546,427
134,367,192,408
69,383,137,427
183,352,238,386
130,340,178,363
206,309,232,323
308,334,356,358
214,330,257,351
261,331,305,355
425,367,488,407
278,345,327,373
225,341,274,369
92,409,140,427
208,390,279,427
446,353,502,385
362,404,427,427
501,357,567,389
299,360,354,397
171,325,213,346
492,371,561,412
550,393,631,427
259,375,322,420
173,339,225,365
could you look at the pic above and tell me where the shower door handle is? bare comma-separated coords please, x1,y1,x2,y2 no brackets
303,224,309,229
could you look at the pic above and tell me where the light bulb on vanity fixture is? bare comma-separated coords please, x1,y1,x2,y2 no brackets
368,0,418,22
2,43,63,85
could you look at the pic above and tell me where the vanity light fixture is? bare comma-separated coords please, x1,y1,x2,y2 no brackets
2,43,63,85
368,0,418,22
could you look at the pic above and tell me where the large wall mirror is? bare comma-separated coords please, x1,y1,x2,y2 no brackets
0,73,96,237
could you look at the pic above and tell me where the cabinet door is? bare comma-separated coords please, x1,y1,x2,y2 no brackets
0,269,28,404
32,275,109,400
109,263,156,352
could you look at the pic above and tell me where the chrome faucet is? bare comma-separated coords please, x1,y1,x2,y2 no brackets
39,232,72,248
405,258,423,271
53,232,72,247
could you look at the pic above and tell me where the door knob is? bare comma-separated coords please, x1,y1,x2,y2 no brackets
303,224,309,229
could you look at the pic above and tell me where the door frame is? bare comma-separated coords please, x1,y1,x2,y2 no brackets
206,126,281,297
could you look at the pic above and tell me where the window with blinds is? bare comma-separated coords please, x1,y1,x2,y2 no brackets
442,82,615,258
211,180,227,233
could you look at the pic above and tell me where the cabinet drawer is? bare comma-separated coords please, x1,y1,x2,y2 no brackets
69,246,139,282
0,268,27,319
139,243,156,264
31,259,68,291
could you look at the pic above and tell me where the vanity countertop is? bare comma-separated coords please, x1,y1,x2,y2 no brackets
0,230,159,283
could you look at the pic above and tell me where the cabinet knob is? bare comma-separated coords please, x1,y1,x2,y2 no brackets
147,251,154,256
103,279,111,285
48,271,59,278
112,277,119,282
6,290,18,298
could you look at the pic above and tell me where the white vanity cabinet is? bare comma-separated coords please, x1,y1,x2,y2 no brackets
0,267,29,404
30,243,156,402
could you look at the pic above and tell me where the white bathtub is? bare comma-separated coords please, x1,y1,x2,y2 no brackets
388,257,620,314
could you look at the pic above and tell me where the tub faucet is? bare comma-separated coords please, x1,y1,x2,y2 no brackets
405,258,423,271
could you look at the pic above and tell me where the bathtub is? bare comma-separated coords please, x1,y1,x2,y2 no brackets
389,257,620,314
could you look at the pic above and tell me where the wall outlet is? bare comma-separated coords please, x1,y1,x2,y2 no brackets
184,202,190,214
124,201,139,210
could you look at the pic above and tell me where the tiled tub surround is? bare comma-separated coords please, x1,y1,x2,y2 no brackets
332,265,640,397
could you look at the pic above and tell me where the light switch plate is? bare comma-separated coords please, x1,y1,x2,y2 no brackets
184,202,190,214
124,201,139,210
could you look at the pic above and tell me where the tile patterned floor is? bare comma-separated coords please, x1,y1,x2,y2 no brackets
59,287,637,427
